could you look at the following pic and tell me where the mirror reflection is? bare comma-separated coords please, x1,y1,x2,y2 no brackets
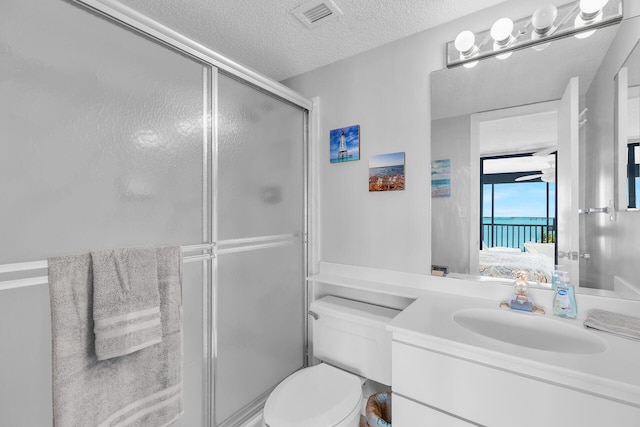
431,22,640,299
616,40,640,209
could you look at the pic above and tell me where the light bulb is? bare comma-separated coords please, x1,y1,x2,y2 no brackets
579,0,609,17
454,30,476,55
496,51,513,60
463,60,479,69
574,11,602,39
532,4,558,36
491,18,514,46
574,0,607,39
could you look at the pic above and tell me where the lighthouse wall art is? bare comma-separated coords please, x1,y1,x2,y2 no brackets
329,125,360,163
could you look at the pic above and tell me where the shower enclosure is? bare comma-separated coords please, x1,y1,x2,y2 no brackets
0,0,310,426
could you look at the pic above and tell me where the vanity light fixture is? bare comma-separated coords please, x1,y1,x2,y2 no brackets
446,0,622,68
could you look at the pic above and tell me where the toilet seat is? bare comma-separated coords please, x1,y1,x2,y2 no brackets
263,363,362,427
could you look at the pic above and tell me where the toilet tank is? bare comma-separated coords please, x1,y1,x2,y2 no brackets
310,296,400,386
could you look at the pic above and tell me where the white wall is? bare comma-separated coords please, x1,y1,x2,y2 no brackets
284,0,560,274
285,0,640,276
431,115,472,274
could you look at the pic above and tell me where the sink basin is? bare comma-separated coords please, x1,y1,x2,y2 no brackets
453,308,607,354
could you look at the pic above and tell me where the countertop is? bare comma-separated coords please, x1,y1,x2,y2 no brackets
387,291,640,407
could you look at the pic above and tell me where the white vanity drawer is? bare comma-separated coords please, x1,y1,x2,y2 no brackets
393,394,474,427
392,341,640,427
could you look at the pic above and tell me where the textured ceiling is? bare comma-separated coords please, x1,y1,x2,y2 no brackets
110,0,508,81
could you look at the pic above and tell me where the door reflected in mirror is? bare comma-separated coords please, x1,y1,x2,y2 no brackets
616,40,640,210
625,71,639,209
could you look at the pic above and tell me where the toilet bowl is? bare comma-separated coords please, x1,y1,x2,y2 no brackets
263,296,400,427
263,363,361,427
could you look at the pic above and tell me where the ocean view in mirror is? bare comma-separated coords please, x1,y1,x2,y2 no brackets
482,216,556,251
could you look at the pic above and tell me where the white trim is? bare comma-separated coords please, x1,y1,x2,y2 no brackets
308,97,321,275
96,337,163,360
95,318,161,340
97,384,182,427
469,114,480,276
216,240,296,256
0,276,49,291
114,392,181,427
217,234,299,247
72,0,312,110
94,307,160,329
0,260,48,274
615,67,629,211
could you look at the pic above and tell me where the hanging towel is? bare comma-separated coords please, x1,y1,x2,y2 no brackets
584,309,640,341
90,246,162,360
49,246,183,427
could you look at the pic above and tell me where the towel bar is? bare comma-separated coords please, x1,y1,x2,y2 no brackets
0,244,214,291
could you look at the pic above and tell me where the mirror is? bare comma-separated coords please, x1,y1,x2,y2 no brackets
431,18,640,300
615,40,640,210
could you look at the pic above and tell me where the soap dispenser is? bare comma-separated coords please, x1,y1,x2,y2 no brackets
553,276,577,319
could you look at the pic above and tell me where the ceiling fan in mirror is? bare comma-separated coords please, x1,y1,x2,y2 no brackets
515,148,557,182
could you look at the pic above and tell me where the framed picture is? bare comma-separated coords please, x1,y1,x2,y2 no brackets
369,152,405,192
431,159,451,197
330,125,360,163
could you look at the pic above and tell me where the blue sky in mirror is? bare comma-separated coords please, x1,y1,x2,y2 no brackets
483,182,556,218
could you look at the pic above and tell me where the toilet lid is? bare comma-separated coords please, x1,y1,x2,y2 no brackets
264,364,361,427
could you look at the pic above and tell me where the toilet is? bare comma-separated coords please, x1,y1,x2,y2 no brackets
263,296,400,427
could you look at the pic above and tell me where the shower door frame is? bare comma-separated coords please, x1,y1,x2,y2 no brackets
68,1,312,425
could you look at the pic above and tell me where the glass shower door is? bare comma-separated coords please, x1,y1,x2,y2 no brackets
214,74,306,426
0,0,211,425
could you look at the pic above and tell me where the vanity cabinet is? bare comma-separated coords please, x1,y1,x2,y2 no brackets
391,340,640,427
393,394,473,426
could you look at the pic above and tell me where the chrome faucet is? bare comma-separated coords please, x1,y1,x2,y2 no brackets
500,271,545,314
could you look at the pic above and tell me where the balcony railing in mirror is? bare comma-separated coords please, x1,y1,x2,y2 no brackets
483,221,556,251
446,0,623,68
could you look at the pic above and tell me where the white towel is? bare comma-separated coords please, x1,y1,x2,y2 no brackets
584,309,640,341
91,247,162,360
48,246,183,427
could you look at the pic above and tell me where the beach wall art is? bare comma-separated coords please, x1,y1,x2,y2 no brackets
330,125,360,163
369,152,405,192
431,159,451,197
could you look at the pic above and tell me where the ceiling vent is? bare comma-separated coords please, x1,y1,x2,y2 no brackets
291,0,343,29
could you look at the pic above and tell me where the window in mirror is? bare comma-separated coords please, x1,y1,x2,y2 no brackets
480,153,557,253
478,153,557,284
